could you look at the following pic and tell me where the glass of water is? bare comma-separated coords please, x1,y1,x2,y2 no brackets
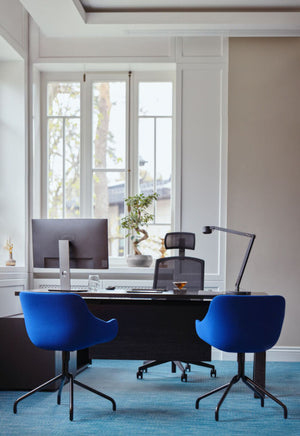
88,275,100,292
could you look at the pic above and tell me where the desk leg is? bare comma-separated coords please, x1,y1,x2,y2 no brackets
253,351,266,398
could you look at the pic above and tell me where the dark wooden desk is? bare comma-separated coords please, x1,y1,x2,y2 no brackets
82,290,265,389
87,294,211,361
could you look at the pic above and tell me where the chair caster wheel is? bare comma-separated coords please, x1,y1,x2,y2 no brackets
185,364,191,372
181,373,187,382
137,370,143,379
210,369,217,377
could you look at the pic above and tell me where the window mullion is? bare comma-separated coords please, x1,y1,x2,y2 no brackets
81,77,92,217
153,116,157,224
130,72,139,197
62,117,66,218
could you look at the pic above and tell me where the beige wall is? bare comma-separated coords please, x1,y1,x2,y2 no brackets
228,38,300,346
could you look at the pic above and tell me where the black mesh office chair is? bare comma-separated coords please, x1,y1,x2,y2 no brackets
137,232,216,382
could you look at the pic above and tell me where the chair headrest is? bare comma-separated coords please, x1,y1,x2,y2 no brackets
164,232,195,252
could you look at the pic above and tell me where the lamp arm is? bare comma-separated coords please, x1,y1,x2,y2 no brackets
234,234,256,292
204,225,256,293
210,226,255,239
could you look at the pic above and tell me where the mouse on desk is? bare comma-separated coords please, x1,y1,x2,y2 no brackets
106,286,115,290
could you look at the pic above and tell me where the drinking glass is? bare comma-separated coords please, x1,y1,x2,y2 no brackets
88,274,100,292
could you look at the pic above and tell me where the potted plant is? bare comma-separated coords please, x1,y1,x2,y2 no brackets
120,192,158,267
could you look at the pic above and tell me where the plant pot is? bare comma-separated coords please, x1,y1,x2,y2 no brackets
127,254,153,268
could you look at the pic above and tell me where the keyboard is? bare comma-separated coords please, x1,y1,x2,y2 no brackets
48,289,88,293
46,285,165,293
125,288,165,293
112,286,166,293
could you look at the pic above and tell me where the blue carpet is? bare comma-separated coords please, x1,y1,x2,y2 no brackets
0,360,299,435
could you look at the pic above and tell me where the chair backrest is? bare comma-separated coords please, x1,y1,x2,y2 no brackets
164,232,195,257
153,256,204,291
196,295,285,353
20,292,118,351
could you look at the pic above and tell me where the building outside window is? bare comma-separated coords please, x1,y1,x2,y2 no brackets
42,71,175,262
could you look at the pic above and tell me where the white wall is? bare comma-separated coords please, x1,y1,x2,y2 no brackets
228,37,300,348
0,61,26,267
177,38,228,291
0,0,28,315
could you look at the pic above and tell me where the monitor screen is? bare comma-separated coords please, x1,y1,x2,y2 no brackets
32,219,109,270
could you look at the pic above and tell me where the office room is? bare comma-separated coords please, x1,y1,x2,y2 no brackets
0,1,299,434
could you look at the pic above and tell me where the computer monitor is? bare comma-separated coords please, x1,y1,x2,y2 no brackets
32,219,109,290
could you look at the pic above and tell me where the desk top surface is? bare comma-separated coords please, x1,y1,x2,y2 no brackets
16,289,251,301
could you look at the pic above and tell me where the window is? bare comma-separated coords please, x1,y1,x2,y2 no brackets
136,81,173,255
47,82,81,218
42,72,175,261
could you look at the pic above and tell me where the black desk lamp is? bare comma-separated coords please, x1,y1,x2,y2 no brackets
202,226,256,293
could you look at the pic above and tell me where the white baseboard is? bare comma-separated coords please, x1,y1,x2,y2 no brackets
212,346,300,362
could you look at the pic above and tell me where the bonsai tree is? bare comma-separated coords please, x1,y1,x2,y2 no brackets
120,192,159,255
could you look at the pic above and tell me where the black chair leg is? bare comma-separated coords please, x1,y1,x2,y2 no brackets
215,375,239,421
74,379,116,411
57,375,67,405
196,381,232,409
69,373,74,421
242,377,264,407
13,373,64,414
244,375,288,419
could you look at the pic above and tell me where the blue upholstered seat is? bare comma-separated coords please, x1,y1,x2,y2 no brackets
20,291,118,351
14,292,118,421
195,295,287,421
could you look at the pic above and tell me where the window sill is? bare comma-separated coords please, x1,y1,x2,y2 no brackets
33,266,155,280
0,266,26,274
0,267,28,284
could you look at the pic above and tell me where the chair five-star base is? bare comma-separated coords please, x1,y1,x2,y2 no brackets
13,350,116,421
195,353,288,421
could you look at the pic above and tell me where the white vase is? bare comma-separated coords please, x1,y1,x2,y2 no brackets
127,254,153,268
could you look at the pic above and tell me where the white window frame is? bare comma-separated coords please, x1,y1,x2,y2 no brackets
41,70,176,266
41,72,84,218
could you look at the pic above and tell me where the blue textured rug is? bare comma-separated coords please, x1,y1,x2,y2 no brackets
0,360,299,435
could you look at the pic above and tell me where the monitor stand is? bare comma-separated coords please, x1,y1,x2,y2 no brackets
59,240,71,290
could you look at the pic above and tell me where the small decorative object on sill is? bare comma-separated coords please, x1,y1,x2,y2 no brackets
159,238,167,258
120,192,158,267
4,238,16,266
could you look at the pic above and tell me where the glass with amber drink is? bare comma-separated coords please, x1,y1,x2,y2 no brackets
173,281,188,292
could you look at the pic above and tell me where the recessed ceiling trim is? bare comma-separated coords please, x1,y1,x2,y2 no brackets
77,0,300,13
125,28,300,38
19,1,300,38
86,11,300,32
72,0,87,22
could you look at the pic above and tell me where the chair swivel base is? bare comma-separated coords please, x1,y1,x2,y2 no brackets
183,361,216,378
13,351,116,421
195,353,288,421
137,360,216,382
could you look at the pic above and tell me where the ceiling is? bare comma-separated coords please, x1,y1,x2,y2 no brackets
18,0,300,38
